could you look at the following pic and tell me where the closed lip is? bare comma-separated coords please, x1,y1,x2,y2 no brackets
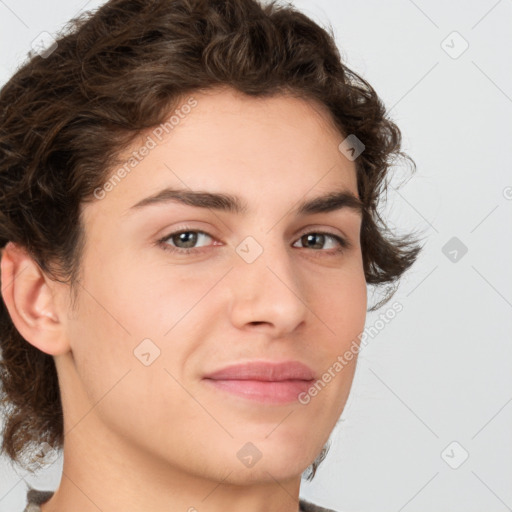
203,360,316,381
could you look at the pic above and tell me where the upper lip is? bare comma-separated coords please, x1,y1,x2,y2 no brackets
203,361,316,381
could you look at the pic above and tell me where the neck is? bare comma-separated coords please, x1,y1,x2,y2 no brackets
42,432,302,512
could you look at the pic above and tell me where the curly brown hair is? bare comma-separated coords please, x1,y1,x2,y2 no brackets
0,0,422,480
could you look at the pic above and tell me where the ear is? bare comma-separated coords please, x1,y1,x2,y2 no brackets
0,241,71,356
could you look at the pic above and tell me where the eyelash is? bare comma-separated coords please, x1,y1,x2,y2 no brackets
156,227,351,257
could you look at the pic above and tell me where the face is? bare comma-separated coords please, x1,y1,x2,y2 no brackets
59,86,367,484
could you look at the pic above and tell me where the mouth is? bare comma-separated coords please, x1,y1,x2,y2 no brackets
203,378,314,404
202,360,315,404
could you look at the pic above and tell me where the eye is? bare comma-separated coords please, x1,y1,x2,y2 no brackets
156,228,351,256
292,231,350,254
158,229,215,255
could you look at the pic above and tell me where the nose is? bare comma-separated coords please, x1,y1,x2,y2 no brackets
227,236,309,337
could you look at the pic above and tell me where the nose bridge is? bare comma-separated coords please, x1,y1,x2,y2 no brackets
227,232,308,333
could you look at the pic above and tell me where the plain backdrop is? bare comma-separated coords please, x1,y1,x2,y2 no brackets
1,1,511,511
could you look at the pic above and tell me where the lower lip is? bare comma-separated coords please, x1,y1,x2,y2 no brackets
203,378,313,404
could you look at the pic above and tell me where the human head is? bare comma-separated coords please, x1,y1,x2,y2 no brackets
0,0,421,484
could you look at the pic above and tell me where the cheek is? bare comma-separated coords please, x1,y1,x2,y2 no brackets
313,264,368,348
65,293,133,408
64,259,154,404
114,256,214,338
282,274,366,459
303,266,367,405
65,278,194,443
65,256,210,406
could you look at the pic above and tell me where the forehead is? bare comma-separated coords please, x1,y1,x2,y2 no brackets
83,87,358,221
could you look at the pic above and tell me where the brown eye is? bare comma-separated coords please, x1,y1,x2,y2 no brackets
158,230,215,254
300,233,326,250
293,232,349,252
170,231,200,249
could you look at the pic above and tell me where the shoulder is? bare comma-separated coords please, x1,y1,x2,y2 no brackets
25,490,337,512
23,488,54,512
299,497,339,512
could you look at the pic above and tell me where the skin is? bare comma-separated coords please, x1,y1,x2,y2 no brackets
1,86,367,512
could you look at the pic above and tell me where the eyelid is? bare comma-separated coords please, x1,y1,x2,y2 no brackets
156,224,351,255
157,227,217,251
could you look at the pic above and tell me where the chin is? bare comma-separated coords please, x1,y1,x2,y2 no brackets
226,443,319,485
225,459,307,486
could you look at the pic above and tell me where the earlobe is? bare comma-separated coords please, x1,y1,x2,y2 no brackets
0,241,70,356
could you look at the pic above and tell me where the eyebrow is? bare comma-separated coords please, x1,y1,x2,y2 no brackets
126,187,364,217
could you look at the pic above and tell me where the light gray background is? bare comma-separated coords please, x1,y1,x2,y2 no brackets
1,1,511,511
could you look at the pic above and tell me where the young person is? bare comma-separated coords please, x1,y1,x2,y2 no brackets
0,0,422,511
